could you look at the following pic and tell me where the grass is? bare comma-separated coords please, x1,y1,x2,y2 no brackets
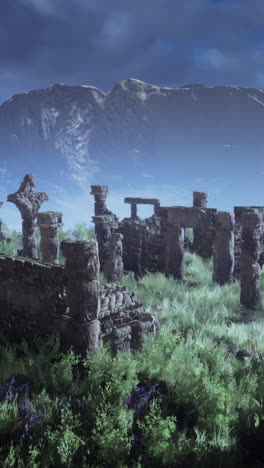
0,224,264,466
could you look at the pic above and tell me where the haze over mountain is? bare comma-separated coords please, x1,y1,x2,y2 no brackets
1,77,264,234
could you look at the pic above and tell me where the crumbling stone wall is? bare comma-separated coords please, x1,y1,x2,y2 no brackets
115,215,165,279
233,207,264,280
0,254,68,346
98,283,159,354
90,189,169,279
90,187,220,280
0,240,160,357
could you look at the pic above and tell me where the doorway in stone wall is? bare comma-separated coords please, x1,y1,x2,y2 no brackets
184,227,194,252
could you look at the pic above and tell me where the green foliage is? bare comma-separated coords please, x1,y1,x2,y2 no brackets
44,402,85,467
137,395,177,465
91,400,133,466
1,222,264,466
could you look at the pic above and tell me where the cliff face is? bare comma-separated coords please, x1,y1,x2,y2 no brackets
0,78,264,161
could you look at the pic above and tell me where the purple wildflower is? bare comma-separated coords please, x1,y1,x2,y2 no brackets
0,376,29,402
124,383,159,416
18,403,44,438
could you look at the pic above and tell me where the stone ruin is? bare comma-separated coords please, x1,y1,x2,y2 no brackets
103,232,124,283
7,174,49,258
0,175,160,358
0,174,264,359
90,185,264,311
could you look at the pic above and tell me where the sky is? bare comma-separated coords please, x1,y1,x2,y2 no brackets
1,0,264,234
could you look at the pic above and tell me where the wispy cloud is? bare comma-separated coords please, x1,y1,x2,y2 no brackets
142,173,154,178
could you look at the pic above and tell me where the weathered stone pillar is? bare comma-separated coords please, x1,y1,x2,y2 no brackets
192,192,216,258
7,174,48,258
193,191,208,208
91,215,119,272
60,240,101,357
154,201,160,216
131,204,137,219
157,207,169,272
192,191,208,255
213,212,234,285
90,185,112,216
233,207,260,281
240,212,263,309
165,223,185,280
36,212,63,264
103,232,124,283
90,185,119,271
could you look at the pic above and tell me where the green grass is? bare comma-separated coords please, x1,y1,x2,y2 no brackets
0,225,264,466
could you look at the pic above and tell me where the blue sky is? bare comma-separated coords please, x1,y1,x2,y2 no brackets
1,0,264,234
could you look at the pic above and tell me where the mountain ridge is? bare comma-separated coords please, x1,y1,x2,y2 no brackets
1,78,264,163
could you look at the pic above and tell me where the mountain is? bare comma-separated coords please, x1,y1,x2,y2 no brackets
1,78,264,166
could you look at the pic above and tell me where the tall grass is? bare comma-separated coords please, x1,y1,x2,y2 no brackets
0,224,264,466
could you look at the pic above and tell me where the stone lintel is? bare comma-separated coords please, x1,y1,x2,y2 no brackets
234,207,263,221
240,212,263,229
124,197,160,205
167,206,212,229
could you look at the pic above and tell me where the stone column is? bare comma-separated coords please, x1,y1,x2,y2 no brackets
233,207,259,281
154,201,160,216
90,185,112,216
213,212,234,285
36,212,63,264
90,185,118,271
90,185,119,272
165,223,185,280
192,191,208,256
7,174,49,258
193,191,208,208
60,239,101,357
240,212,263,309
103,232,124,283
91,215,119,272
131,204,137,219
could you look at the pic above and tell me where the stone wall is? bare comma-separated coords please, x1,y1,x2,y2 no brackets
2,176,264,356
90,190,169,279
0,240,160,358
90,187,264,285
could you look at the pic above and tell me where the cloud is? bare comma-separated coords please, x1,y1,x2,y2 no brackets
206,48,240,70
19,0,59,16
142,173,154,179
1,0,264,103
